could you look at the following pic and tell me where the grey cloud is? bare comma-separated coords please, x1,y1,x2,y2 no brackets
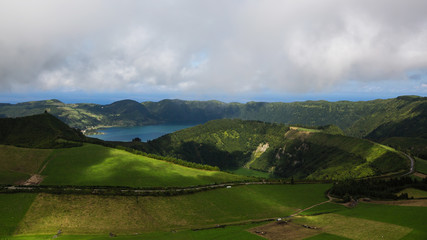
0,0,427,95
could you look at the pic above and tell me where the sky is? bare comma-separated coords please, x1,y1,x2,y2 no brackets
1,0,427,104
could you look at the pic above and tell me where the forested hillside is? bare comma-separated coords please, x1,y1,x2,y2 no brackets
0,113,86,148
130,119,408,180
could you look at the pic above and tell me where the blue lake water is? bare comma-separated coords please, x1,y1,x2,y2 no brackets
92,124,199,142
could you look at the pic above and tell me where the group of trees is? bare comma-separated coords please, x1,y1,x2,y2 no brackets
330,176,427,200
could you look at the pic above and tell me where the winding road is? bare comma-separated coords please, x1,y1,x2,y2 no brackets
401,153,415,177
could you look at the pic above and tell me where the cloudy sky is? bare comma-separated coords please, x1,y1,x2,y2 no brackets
1,0,427,103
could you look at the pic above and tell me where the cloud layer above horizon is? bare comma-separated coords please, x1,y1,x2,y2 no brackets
1,0,427,99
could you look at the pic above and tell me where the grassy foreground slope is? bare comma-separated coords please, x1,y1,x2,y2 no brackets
13,184,329,235
0,194,37,236
42,144,249,187
0,145,52,184
293,202,427,240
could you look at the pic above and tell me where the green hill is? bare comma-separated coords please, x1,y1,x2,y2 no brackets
41,144,249,187
0,113,86,148
1,96,426,158
136,119,408,180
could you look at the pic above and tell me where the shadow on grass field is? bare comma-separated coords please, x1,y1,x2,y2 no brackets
2,184,330,236
41,144,250,187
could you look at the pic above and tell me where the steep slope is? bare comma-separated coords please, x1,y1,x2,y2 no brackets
0,113,86,148
139,119,408,180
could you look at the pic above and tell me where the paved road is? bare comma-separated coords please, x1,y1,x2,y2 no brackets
401,153,415,177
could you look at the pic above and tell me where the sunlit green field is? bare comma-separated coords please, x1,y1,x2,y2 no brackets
41,144,249,187
3,223,265,240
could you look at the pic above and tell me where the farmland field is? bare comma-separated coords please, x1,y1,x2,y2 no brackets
293,202,427,240
8,184,330,236
41,144,249,187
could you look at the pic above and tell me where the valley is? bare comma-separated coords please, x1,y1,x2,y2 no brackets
0,96,426,239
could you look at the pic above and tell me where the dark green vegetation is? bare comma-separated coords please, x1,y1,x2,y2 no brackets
0,113,86,148
330,176,427,200
1,96,426,160
381,137,427,160
0,193,36,236
131,119,407,179
41,144,248,188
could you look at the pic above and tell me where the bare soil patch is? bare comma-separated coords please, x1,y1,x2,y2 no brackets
23,174,44,185
249,221,320,240
413,171,427,178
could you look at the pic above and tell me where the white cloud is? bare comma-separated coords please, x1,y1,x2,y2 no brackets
0,0,427,97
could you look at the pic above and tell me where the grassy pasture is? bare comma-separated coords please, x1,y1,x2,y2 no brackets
14,184,330,235
0,194,36,236
415,157,427,174
290,201,427,240
41,144,249,187
0,145,52,184
304,233,352,240
295,213,412,240
298,202,348,216
337,203,427,240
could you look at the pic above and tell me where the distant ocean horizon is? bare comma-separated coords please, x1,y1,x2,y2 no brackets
91,123,199,142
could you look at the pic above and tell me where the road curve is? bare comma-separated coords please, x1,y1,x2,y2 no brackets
401,153,415,177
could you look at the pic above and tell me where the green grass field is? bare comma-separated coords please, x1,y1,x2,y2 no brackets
0,145,52,184
295,202,427,240
0,194,37,236
10,184,330,236
337,203,427,240
298,202,348,216
415,157,427,174
304,233,352,240
5,223,265,240
41,144,249,187
398,188,427,199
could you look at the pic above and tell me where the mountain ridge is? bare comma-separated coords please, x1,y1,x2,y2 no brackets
0,96,426,141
